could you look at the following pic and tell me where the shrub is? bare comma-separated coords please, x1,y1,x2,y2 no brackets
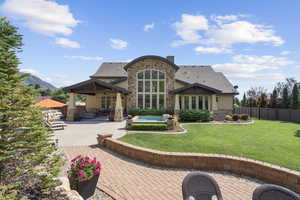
131,124,168,131
179,110,212,122
240,114,249,120
225,115,233,121
128,109,173,116
68,155,101,187
232,114,239,121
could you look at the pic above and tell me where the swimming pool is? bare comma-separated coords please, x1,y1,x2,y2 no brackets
132,115,166,123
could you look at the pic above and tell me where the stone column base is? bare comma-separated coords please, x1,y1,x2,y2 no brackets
66,108,76,121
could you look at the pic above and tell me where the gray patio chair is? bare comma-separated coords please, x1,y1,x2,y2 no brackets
182,172,223,200
252,184,300,200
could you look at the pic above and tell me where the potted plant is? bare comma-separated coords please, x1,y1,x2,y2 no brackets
68,155,101,199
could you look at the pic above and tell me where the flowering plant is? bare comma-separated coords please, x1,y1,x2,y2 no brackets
68,155,101,183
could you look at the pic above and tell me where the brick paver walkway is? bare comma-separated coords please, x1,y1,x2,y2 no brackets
64,146,263,200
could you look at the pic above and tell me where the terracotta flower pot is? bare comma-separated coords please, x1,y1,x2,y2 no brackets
76,174,100,199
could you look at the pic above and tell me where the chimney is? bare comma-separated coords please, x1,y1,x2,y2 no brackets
166,56,174,63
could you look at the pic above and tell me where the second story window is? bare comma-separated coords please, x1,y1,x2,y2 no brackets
136,70,166,109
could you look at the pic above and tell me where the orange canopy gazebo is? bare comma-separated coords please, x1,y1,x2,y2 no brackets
34,98,66,108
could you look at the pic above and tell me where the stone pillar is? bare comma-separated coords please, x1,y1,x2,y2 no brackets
211,94,218,111
66,93,76,121
114,93,124,121
174,94,180,115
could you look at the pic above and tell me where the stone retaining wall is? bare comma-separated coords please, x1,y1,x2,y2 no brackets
100,137,300,193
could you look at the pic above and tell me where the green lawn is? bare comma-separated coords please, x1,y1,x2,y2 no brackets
120,120,300,171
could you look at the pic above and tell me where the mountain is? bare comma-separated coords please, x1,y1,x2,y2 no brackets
21,73,56,90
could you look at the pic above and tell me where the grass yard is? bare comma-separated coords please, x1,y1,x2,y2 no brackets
120,120,300,171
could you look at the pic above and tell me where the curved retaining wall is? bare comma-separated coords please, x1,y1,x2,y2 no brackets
102,138,300,193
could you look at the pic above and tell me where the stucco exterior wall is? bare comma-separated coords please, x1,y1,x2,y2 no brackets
217,95,233,110
115,80,128,89
174,81,186,89
86,95,99,112
127,58,176,110
94,77,120,83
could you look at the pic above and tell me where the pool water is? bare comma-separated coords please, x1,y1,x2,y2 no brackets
133,116,166,122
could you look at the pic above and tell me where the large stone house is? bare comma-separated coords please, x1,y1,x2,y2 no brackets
64,55,238,120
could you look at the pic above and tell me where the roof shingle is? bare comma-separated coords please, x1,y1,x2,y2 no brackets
89,62,237,94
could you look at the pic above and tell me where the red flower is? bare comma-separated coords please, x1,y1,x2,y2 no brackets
95,168,100,175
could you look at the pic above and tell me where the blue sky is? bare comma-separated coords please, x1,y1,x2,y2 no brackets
1,0,300,97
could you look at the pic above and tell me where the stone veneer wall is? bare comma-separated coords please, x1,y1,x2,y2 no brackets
100,137,300,193
126,58,176,110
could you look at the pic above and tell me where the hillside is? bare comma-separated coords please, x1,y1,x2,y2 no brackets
21,73,56,89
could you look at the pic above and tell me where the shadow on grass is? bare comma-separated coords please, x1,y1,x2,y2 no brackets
294,130,300,137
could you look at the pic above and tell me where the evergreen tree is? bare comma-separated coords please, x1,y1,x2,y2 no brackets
51,88,68,103
0,18,63,199
234,97,240,106
291,84,300,109
259,93,268,107
270,89,278,108
282,87,290,108
241,93,247,106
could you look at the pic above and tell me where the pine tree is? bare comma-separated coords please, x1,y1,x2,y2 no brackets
0,18,63,199
291,84,300,109
241,93,247,106
282,87,290,108
270,89,278,108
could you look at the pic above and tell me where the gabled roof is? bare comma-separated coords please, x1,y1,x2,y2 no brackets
170,83,222,94
33,98,65,108
88,58,238,94
63,79,130,94
123,55,179,71
90,62,127,78
175,66,237,94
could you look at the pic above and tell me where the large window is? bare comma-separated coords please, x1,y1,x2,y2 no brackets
100,95,116,109
180,95,210,110
136,70,166,109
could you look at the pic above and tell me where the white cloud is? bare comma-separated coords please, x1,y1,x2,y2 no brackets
171,14,208,46
171,14,284,48
20,68,39,75
144,23,155,32
109,38,128,50
213,54,292,80
228,72,285,80
206,21,284,47
55,37,80,48
64,56,104,61
280,50,291,55
1,0,79,36
195,46,231,54
232,55,293,66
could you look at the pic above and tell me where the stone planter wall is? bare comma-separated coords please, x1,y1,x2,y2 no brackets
99,137,300,193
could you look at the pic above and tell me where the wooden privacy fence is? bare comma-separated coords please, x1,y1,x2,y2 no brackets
234,107,300,123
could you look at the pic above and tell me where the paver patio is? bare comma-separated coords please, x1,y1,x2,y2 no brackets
54,118,126,146
64,146,263,200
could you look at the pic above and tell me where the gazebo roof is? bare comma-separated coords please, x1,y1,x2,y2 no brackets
34,98,66,108
63,79,130,95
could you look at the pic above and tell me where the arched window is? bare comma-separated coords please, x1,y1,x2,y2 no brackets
136,70,165,109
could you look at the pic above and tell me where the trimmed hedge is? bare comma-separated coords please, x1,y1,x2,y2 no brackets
240,114,249,120
131,124,168,131
179,110,212,122
128,109,173,116
225,114,232,121
232,114,239,121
